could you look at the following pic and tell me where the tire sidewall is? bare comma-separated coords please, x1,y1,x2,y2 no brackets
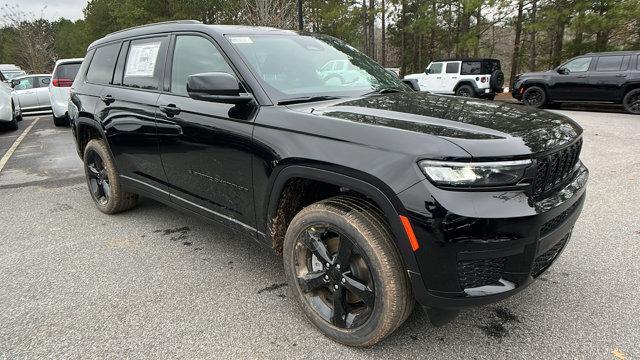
623,89,640,114
283,207,398,347
456,85,475,98
83,139,122,214
523,86,546,108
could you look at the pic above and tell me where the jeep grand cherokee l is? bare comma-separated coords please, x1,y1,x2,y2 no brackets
69,21,588,347
512,51,640,114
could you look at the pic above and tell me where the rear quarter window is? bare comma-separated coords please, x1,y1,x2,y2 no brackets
461,61,482,75
86,43,122,85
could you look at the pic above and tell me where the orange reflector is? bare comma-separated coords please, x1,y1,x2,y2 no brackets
399,215,420,252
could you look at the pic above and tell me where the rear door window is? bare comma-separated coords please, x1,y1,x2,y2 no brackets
122,36,169,91
86,43,122,85
36,76,50,87
445,62,460,74
595,56,624,72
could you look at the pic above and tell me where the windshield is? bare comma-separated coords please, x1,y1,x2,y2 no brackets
227,34,407,102
0,70,27,80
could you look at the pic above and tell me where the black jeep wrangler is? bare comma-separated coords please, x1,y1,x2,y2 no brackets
512,51,640,114
69,21,588,347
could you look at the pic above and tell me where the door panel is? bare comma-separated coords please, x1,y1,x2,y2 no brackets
588,55,628,102
441,61,461,94
13,77,38,108
548,57,593,101
420,63,443,92
157,34,256,229
35,76,51,107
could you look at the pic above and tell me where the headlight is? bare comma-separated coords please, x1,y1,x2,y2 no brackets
419,159,531,187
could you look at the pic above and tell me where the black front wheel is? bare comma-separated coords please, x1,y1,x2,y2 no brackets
522,86,547,108
283,196,413,347
623,89,640,115
83,139,138,214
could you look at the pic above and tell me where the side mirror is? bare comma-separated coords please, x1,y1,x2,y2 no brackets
402,78,420,91
11,79,19,88
425,68,431,75
557,67,570,75
187,72,253,104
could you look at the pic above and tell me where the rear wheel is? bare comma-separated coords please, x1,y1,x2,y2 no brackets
522,86,547,108
53,114,69,127
6,102,19,131
83,139,138,214
623,89,640,114
455,85,476,98
283,196,413,347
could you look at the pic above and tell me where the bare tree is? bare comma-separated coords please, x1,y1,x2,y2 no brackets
239,0,295,28
1,4,56,73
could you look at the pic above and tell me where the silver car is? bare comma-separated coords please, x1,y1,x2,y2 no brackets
11,74,52,114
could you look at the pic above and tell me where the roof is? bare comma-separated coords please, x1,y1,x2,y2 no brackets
584,51,640,56
89,20,298,49
432,58,500,63
13,74,51,79
55,58,84,65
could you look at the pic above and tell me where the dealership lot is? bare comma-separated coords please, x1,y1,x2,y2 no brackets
0,110,638,358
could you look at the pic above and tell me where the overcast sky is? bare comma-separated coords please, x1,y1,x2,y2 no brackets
2,0,89,21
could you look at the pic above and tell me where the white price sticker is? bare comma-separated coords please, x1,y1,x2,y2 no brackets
125,42,161,77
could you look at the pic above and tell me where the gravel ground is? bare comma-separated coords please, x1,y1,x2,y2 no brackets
0,110,638,359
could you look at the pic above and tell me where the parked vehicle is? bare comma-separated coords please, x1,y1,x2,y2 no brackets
512,51,640,114
0,72,21,130
404,58,504,99
50,58,84,126
0,64,27,81
70,21,588,347
11,74,52,114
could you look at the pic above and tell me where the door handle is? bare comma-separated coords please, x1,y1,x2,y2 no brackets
615,74,626,78
100,95,115,105
159,104,181,117
577,75,587,78
436,77,442,79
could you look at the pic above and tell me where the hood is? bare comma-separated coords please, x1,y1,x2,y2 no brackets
290,92,582,158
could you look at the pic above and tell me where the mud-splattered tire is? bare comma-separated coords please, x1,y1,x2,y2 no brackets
283,195,413,347
83,139,138,214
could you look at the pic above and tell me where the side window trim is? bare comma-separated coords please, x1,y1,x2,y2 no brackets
595,55,625,72
165,31,248,98
121,35,169,91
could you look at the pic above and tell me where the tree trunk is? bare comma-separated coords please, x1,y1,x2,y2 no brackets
362,0,368,55
381,0,386,66
473,4,482,57
509,0,524,85
400,0,407,76
369,0,375,60
529,0,537,71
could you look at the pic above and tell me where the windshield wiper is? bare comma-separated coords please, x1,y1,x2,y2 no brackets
362,88,405,97
277,95,344,105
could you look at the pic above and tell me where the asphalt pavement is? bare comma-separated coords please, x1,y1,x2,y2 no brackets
0,109,638,359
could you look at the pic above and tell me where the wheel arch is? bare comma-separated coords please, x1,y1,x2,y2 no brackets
621,82,640,100
74,117,114,160
265,163,421,274
453,80,477,93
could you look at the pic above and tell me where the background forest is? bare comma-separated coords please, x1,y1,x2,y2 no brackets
1,0,639,83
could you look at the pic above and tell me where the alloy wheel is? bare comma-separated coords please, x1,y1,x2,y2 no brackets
524,89,544,106
294,225,375,329
626,92,640,114
457,88,471,97
85,150,111,205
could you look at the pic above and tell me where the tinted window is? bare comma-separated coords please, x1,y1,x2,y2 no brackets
171,35,234,96
461,61,482,75
13,77,34,90
123,37,168,90
86,43,121,85
596,56,624,72
54,63,81,80
483,60,501,73
429,63,443,74
36,76,50,88
446,62,459,74
563,57,592,72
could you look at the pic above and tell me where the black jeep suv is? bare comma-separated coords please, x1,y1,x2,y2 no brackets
69,21,588,347
512,51,640,114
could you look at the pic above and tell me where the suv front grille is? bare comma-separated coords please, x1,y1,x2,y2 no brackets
531,232,571,277
458,257,506,289
533,139,582,198
540,200,580,236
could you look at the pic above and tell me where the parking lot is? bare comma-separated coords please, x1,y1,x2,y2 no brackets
0,109,638,359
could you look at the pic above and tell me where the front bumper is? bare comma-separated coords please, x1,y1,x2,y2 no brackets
398,164,588,309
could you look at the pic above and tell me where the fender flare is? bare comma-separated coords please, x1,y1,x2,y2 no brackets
74,116,115,161
265,164,421,274
453,80,479,94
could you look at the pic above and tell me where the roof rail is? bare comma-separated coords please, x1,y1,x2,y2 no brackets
105,20,202,37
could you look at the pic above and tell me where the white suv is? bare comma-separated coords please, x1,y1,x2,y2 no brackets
49,58,83,126
404,58,504,100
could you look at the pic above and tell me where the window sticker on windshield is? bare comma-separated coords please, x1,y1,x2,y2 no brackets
125,42,161,77
229,36,253,44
